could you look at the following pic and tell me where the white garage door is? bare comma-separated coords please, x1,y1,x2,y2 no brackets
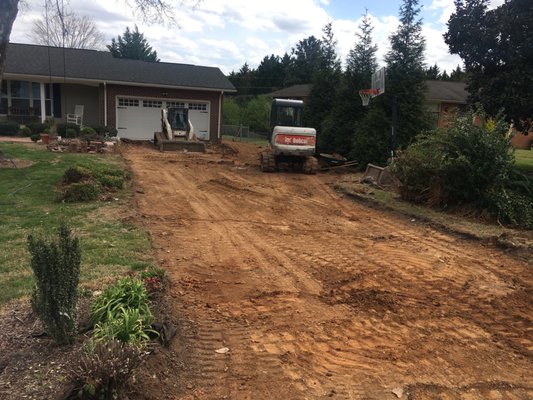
116,97,210,140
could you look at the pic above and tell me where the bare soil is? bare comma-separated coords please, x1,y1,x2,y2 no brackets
122,142,532,399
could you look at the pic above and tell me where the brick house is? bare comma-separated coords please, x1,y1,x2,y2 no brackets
1,43,235,141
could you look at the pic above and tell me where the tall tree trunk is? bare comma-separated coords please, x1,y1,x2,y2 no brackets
0,0,19,86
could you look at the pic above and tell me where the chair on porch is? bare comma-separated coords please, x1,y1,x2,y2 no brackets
66,105,84,126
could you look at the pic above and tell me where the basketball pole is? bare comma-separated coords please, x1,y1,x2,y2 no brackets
391,94,397,160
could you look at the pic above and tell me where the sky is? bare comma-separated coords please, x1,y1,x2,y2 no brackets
11,0,505,76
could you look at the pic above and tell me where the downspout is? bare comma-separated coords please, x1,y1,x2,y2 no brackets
218,91,223,141
103,82,107,126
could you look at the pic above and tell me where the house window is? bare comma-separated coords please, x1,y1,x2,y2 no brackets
1,80,52,116
189,102,207,111
118,98,139,107
143,100,162,108
0,81,7,115
166,101,185,108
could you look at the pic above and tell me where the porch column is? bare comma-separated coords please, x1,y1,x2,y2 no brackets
40,83,46,123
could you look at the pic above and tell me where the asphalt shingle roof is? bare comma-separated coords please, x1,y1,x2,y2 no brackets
5,43,235,91
425,80,468,104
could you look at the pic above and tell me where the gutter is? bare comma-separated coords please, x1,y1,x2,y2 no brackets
218,91,223,140
3,73,237,93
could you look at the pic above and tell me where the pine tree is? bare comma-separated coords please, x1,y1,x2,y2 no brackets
322,11,378,156
305,23,342,152
107,25,159,62
385,0,429,147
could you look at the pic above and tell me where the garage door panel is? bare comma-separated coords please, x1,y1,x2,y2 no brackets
116,97,210,140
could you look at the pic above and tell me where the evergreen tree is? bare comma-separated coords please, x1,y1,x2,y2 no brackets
425,63,441,80
285,36,323,86
385,0,429,148
449,65,466,82
322,11,378,156
107,25,159,62
254,55,285,94
305,23,342,152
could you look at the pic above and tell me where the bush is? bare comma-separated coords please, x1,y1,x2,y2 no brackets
57,123,81,137
93,125,118,138
393,106,533,227
18,126,32,137
27,225,81,345
80,126,97,142
63,166,92,184
57,181,101,202
27,122,49,135
65,128,78,139
30,134,40,142
71,340,144,400
0,122,20,136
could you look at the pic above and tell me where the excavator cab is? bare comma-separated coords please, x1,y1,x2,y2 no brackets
260,98,318,174
269,99,304,140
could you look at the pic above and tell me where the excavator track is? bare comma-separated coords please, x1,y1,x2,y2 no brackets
302,156,318,174
259,151,277,172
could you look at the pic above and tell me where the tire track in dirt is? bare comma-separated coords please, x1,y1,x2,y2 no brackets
123,143,532,399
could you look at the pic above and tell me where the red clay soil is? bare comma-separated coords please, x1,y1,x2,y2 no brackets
123,142,532,400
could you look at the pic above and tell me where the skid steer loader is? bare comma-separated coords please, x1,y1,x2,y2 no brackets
153,107,205,152
259,99,318,174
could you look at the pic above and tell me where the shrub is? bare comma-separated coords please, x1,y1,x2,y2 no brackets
0,122,20,136
63,166,92,184
27,122,49,135
71,340,145,400
27,225,81,345
393,106,533,227
93,125,118,138
18,126,32,137
57,181,101,202
30,134,40,142
80,126,97,142
57,123,81,137
90,277,153,327
65,128,78,139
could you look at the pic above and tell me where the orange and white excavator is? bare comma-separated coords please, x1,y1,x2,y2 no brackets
259,99,318,174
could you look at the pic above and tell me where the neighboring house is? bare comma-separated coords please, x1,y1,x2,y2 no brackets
425,80,468,128
1,43,235,141
267,80,469,129
267,84,312,102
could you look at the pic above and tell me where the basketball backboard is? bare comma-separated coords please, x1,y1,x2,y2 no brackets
371,67,385,95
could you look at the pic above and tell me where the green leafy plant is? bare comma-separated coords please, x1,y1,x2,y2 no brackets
0,122,20,136
30,134,40,142
27,122,50,135
80,126,97,142
71,340,145,400
90,277,153,327
18,126,32,137
56,181,101,202
27,225,81,345
92,307,155,344
393,106,533,227
57,123,81,137
63,165,92,184
65,128,78,139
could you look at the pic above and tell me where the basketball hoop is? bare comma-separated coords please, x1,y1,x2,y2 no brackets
359,89,380,106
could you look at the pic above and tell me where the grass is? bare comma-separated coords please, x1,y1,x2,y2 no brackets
222,134,268,146
0,143,154,305
515,149,533,175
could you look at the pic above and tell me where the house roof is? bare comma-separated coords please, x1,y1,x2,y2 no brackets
5,43,235,92
267,80,469,105
267,84,312,98
425,80,468,104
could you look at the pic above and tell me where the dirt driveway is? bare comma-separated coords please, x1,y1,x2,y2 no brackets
123,142,532,400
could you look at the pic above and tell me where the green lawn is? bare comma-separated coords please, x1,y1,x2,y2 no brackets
515,149,533,174
0,143,154,305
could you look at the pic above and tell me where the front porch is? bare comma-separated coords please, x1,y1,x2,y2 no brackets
1,79,99,126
